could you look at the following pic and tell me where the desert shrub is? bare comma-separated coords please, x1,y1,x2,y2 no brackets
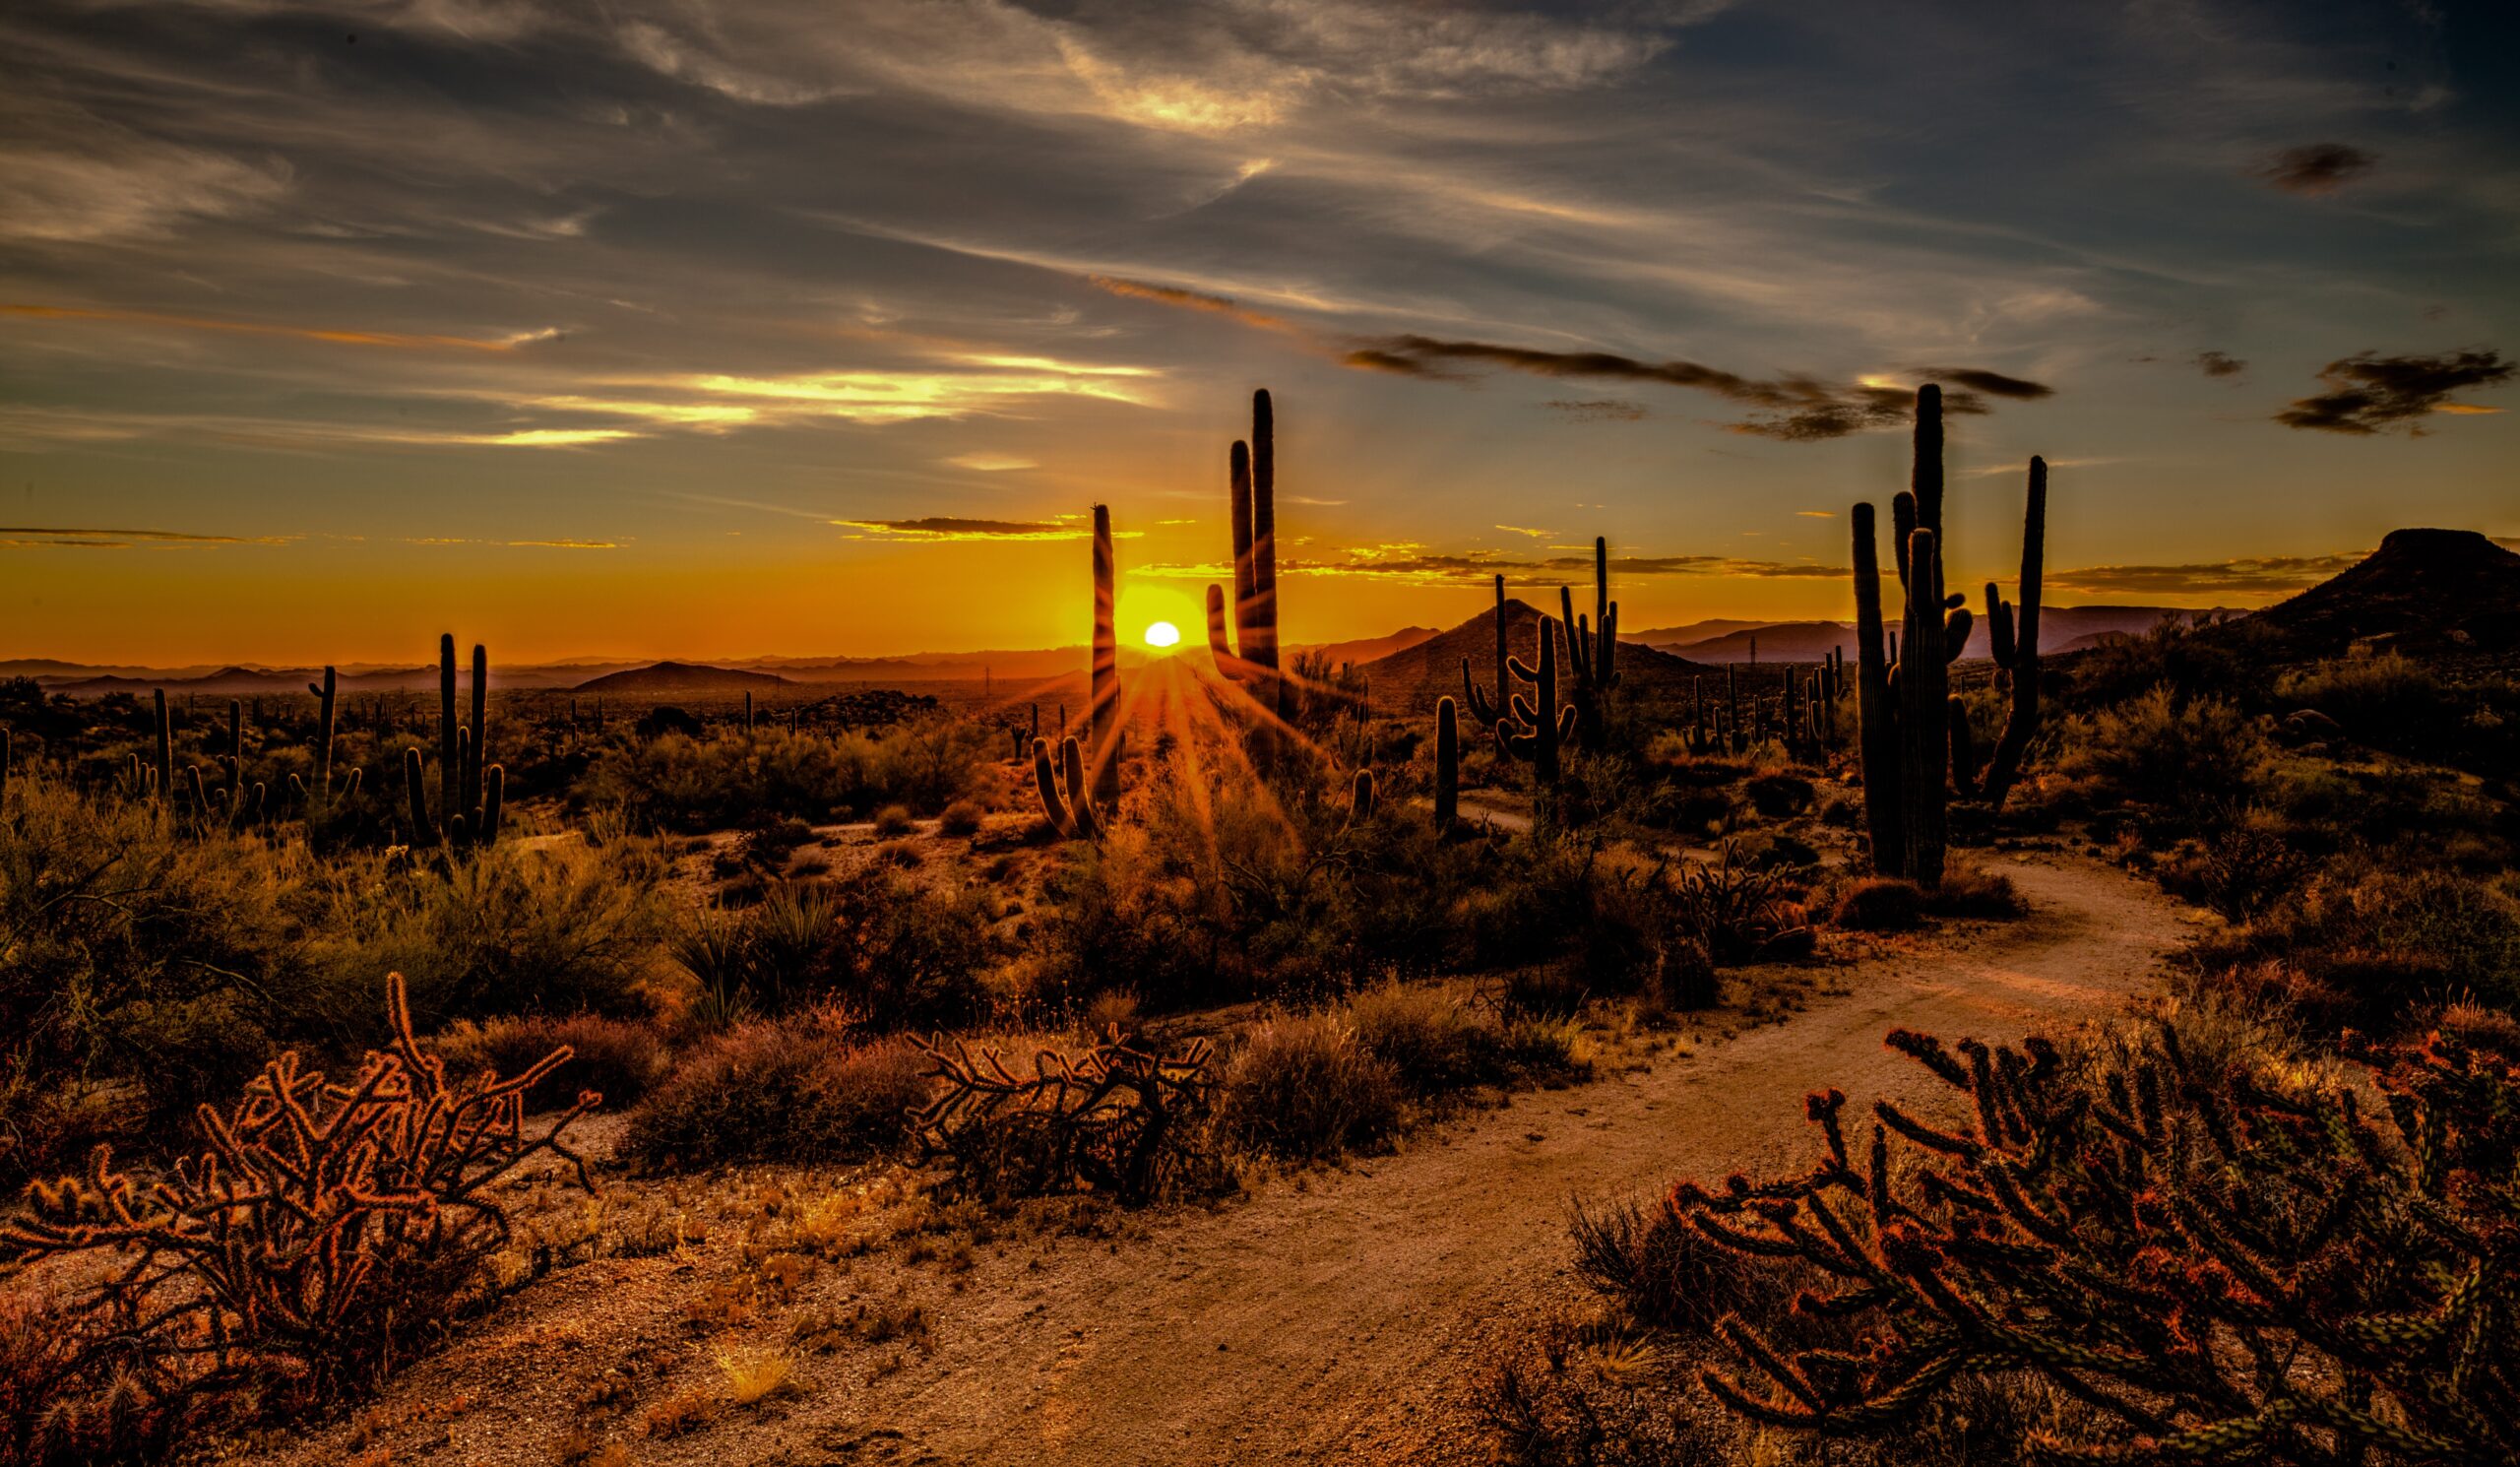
912,1031,1217,1203
1831,876,1924,930
2276,652,2467,758
2156,818,2317,921
664,869,995,1029
577,717,993,832
438,1013,670,1113
1346,984,1510,1094
621,1014,928,1168
871,803,915,837
2,975,596,1459
1215,1013,1405,1160
2063,611,2282,709
936,798,985,837
1669,844,1806,965
1667,1022,2520,1462
1919,863,2023,919
2055,684,2270,820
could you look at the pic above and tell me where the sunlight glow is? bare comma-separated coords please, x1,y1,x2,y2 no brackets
1144,619,1180,650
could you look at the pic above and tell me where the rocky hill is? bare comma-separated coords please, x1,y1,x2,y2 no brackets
572,661,790,695
2240,528,2520,660
1357,598,1715,715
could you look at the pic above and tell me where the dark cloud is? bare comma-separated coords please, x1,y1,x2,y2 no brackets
1086,276,1292,333
2194,351,2247,379
2254,143,2376,196
2273,349,2512,434
1542,399,1646,421
1346,335,2035,441
2049,552,2366,597
1917,367,2053,400
832,517,1095,542
0,526,288,547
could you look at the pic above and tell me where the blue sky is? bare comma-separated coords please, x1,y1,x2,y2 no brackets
1,0,2513,661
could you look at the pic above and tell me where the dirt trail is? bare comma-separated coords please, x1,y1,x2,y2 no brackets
805,854,2190,1465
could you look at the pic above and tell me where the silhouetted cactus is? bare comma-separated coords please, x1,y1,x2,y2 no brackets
1674,1023,2520,1464
1560,537,1619,744
1206,390,1286,725
1433,695,1460,831
152,687,172,804
287,666,363,821
1462,573,1509,730
1033,734,1099,841
404,637,503,850
1090,503,1121,807
1974,456,2047,809
1345,768,1375,827
1496,615,1577,782
1850,386,2027,885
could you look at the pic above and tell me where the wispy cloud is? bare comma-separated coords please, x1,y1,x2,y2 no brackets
831,516,1142,542
0,526,295,548
1342,334,2049,440
2273,349,2512,434
1138,545,1839,587
3,302,548,352
2194,351,2247,379
2048,551,2367,597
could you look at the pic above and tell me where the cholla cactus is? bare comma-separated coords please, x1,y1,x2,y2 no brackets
4,972,596,1407
1672,1023,2520,1464
912,1031,1214,1203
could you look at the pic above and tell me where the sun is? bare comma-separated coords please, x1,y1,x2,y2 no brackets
1144,619,1181,650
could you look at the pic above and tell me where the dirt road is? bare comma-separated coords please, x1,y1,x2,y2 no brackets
802,853,2190,1465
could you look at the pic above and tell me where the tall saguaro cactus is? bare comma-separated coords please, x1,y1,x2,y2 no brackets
1433,695,1460,831
1976,456,2048,809
1205,390,1287,725
407,636,503,850
1089,503,1121,807
1461,573,1508,729
1495,615,1577,783
288,666,362,822
1852,387,2046,885
1561,536,1619,744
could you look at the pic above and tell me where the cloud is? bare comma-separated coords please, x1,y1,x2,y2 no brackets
1915,367,2054,400
2194,351,2247,378
1087,275,1294,333
2273,349,2513,434
1345,335,2042,440
1494,525,1555,539
1542,399,1646,421
0,526,292,548
830,516,1141,542
2254,143,2376,196
2,302,545,353
944,453,1038,472
2048,551,2368,597
1796,510,1837,518
1137,545,1838,587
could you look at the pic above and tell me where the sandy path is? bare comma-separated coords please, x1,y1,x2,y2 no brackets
788,853,2189,1465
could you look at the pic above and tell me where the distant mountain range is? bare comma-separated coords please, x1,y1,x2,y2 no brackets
1618,605,2237,665
571,662,791,695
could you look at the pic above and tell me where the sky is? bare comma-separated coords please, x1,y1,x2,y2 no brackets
3,0,2516,665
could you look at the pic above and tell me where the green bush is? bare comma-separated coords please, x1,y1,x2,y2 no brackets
2056,684,2271,818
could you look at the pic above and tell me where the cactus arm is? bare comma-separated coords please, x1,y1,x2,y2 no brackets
436,634,458,823
1060,735,1100,840
464,644,486,818
479,766,504,844
1942,606,1974,666
1032,736,1077,840
1985,584,2017,669
404,745,439,848
1947,696,1981,797
1463,658,1500,729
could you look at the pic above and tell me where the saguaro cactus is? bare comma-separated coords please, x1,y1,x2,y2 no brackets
288,666,363,820
1089,503,1121,808
1560,536,1618,744
1852,387,2041,884
1433,696,1460,831
1496,615,1578,783
153,688,173,802
1976,457,2048,809
1205,390,1287,725
1461,573,1509,729
406,637,503,850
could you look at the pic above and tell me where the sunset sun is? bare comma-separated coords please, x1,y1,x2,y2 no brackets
1144,619,1180,650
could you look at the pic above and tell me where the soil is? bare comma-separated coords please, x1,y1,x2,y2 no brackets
246,852,2192,1467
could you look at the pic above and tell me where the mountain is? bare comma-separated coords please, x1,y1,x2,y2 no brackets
1356,598,1713,713
1299,626,1438,670
2239,529,2520,659
1643,606,2236,665
1621,617,1767,648
572,662,791,694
